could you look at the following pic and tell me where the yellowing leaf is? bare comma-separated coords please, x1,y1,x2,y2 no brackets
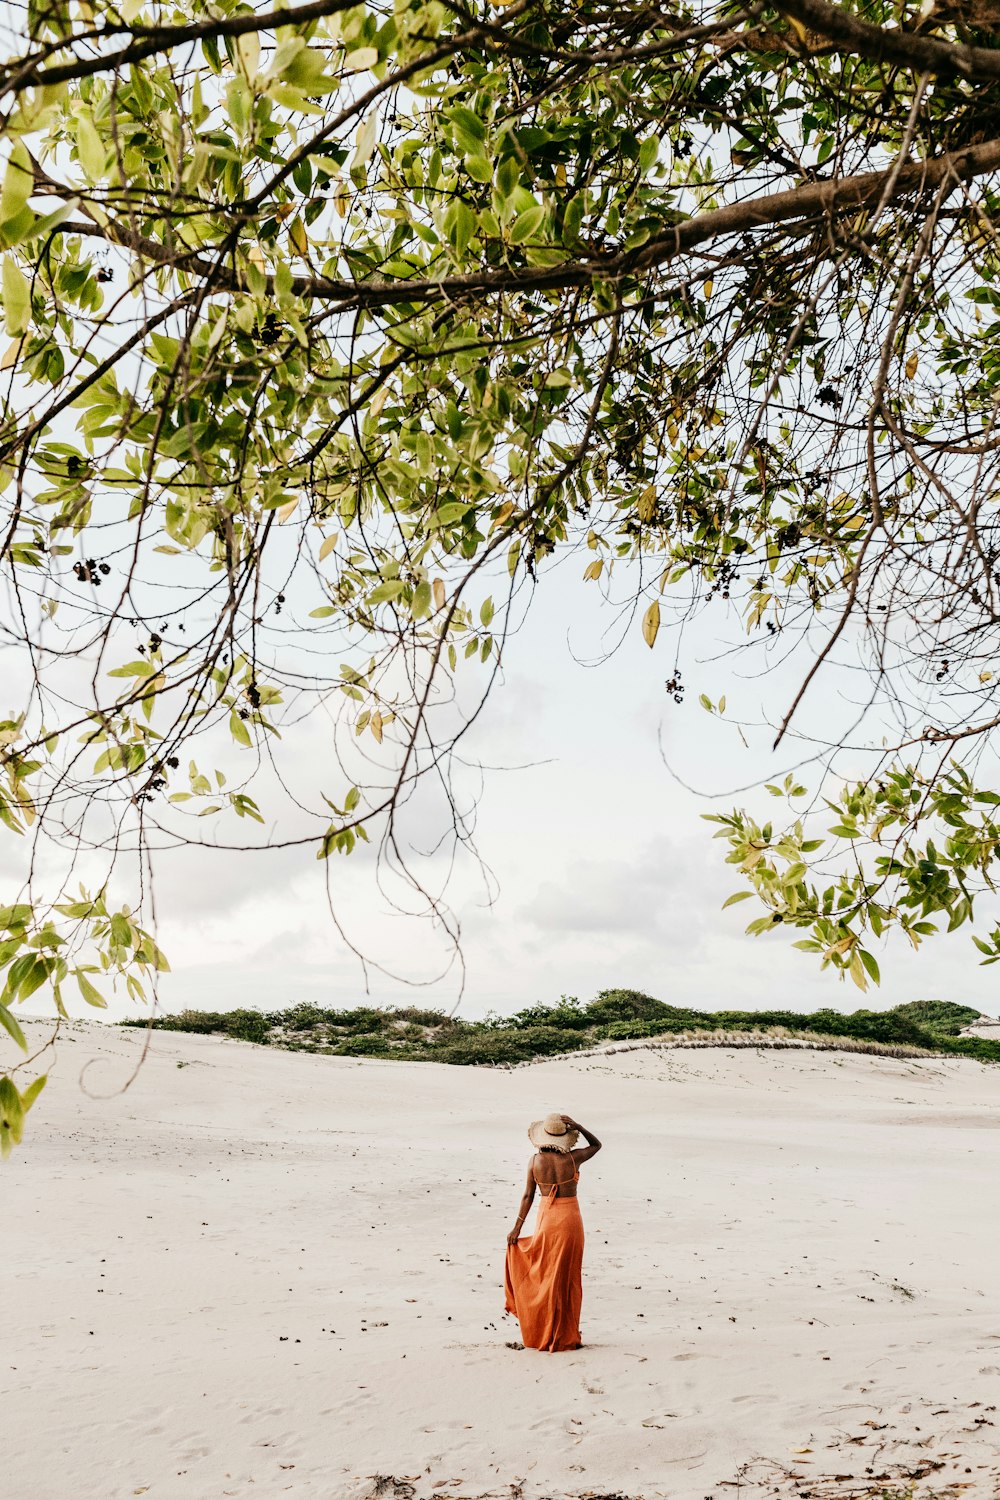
848,948,868,992
319,532,338,561
905,351,918,379
237,31,260,79
371,709,383,743
637,484,657,522
432,578,446,611
703,279,713,298
351,111,378,175
368,387,388,422
583,558,603,581
786,13,809,41
344,47,378,70
277,497,298,523
641,599,660,649
289,215,309,257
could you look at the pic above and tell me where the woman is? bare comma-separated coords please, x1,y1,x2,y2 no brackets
504,1111,602,1352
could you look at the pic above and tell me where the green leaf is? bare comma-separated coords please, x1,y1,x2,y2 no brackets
108,660,155,679
0,1001,27,1051
20,1072,46,1111
76,113,106,180
722,891,753,908
412,579,431,619
2,255,29,336
638,135,659,173
75,969,107,1008
7,953,50,1003
858,949,880,985
509,205,545,245
449,105,487,153
446,200,476,257
369,578,406,605
1,141,32,229
229,709,253,748
464,154,492,183
110,912,133,947
0,1075,24,1154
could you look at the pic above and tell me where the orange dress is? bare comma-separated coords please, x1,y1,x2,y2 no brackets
504,1157,584,1352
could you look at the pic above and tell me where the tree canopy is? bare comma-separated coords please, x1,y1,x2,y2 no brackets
3,0,1000,1146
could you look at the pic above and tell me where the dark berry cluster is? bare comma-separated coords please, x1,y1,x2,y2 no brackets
73,558,111,585
257,312,283,346
708,558,738,601
774,523,801,550
665,670,684,705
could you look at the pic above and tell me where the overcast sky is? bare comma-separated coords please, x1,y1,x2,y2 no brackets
69,546,990,1027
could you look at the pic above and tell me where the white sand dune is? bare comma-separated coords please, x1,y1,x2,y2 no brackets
7,1019,1000,1499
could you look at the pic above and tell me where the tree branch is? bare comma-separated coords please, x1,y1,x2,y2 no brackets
777,0,1000,79
3,0,390,93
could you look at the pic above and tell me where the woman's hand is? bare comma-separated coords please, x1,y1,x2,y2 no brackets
561,1113,580,1130
507,1226,522,1247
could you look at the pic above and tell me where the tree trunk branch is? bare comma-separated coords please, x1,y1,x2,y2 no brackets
777,0,1000,79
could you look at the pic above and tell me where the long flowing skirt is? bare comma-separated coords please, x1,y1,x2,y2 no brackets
504,1193,584,1352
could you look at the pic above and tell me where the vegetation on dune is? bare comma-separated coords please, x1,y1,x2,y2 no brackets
120,989,1000,1066
890,1000,984,1039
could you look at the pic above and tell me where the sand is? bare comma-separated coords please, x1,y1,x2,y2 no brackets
7,1019,1000,1499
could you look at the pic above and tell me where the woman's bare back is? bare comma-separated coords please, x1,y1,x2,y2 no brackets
531,1150,581,1197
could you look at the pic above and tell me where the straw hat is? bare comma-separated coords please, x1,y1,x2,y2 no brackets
528,1112,579,1151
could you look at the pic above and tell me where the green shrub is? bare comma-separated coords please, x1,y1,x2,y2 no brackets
335,1033,390,1056
222,1009,272,1045
279,1003,329,1031
600,1020,670,1040
334,1006,389,1035
390,1006,460,1028
489,996,590,1031
433,1032,531,1065
585,989,675,1024
892,1000,983,1037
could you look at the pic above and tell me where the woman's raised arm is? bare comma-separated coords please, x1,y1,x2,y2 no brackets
565,1115,602,1164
